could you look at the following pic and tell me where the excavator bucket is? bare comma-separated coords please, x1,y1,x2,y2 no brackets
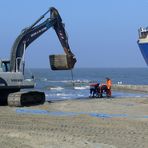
49,54,76,70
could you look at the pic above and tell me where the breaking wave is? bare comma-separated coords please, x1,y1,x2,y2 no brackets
50,87,64,90
74,86,89,90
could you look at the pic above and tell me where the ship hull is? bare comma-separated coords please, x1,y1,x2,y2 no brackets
138,41,148,65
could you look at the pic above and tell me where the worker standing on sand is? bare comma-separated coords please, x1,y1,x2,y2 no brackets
106,77,112,97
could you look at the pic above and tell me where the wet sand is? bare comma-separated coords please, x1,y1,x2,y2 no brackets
0,96,148,148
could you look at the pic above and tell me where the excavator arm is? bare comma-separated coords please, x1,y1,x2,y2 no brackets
10,7,76,72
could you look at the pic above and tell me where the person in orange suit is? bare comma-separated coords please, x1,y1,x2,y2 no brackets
106,77,112,97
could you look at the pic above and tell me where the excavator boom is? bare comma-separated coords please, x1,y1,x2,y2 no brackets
10,7,76,72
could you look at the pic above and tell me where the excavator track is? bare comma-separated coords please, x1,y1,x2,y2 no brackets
7,91,45,107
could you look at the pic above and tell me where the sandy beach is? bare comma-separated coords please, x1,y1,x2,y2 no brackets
0,0,148,147
0,95,148,148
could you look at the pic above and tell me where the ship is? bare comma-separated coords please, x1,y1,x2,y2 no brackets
137,27,148,65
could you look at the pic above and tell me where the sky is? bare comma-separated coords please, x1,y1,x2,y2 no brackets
0,0,148,68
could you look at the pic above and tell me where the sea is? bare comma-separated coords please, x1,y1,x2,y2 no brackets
24,68,148,101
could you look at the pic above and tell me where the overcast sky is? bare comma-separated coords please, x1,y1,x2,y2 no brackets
0,0,148,68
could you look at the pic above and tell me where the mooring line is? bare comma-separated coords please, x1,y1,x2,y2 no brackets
70,70,75,88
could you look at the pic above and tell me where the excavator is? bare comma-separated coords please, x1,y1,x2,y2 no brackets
0,7,76,107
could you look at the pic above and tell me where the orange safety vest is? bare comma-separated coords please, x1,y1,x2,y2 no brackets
106,79,112,89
